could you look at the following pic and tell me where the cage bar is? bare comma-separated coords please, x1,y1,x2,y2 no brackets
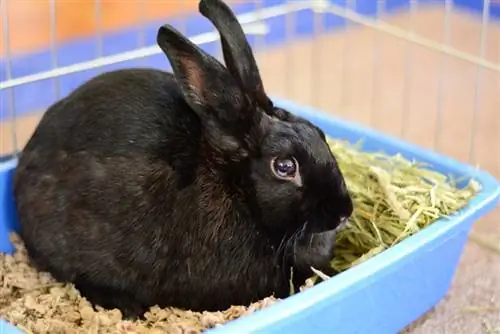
369,0,386,127
433,0,453,152
95,0,103,57
311,1,326,108
284,1,297,101
49,0,60,99
400,0,418,139
339,0,357,116
469,0,491,164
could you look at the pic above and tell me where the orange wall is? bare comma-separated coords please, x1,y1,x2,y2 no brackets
0,0,200,56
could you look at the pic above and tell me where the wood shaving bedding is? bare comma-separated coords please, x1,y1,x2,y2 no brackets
1,234,301,334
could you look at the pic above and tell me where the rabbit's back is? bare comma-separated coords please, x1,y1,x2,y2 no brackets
23,68,200,159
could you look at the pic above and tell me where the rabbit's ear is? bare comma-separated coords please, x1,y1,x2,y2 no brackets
198,0,270,108
157,24,256,153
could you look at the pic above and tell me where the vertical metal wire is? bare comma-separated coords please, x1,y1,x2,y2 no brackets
468,0,490,164
339,0,356,113
136,0,146,49
498,32,500,177
311,4,325,107
1,0,19,155
254,0,265,60
49,0,60,99
433,0,453,152
284,1,296,100
369,0,386,127
136,0,147,67
95,0,103,57
400,0,418,139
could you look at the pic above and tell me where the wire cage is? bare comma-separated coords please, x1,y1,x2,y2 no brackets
1,0,499,333
1,0,499,173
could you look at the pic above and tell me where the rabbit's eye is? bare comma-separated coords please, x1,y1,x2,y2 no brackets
271,156,298,178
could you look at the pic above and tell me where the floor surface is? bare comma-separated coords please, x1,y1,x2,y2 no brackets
1,4,499,333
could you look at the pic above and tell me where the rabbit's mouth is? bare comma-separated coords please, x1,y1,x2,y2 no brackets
291,219,348,275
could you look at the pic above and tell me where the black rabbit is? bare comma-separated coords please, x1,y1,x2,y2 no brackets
13,0,353,319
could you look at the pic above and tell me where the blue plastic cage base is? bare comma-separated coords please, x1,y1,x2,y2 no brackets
1,98,498,334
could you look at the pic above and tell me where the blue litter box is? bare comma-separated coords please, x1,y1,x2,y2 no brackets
0,98,499,334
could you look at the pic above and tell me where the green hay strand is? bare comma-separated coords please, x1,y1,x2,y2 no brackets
323,137,480,274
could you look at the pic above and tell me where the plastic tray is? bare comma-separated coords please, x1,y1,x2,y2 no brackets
1,98,499,334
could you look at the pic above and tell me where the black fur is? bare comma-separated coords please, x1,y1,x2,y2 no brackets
13,0,353,319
